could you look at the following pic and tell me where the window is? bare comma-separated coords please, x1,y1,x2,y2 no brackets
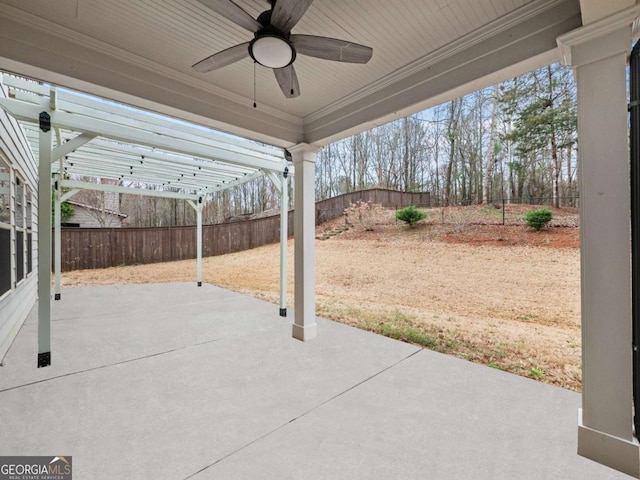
0,158,8,224
0,157,10,296
15,177,25,283
26,187,32,274
0,157,32,295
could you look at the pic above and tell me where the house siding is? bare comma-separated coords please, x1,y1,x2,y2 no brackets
66,204,124,228
0,81,38,363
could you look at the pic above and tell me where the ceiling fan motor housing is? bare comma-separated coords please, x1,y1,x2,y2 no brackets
249,12,296,68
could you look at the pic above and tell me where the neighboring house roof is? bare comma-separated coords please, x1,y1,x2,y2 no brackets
67,201,128,218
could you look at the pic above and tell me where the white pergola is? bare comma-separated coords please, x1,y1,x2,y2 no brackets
0,72,292,358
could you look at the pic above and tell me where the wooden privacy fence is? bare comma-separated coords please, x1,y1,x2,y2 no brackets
58,213,294,272
315,189,431,224
57,188,430,272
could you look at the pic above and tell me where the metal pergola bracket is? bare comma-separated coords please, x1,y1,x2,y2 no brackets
37,352,51,368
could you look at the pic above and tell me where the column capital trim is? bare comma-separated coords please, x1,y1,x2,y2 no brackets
288,143,321,155
288,143,321,165
557,4,640,66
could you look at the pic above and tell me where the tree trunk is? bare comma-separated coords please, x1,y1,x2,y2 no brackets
444,99,460,206
483,88,499,204
551,127,560,208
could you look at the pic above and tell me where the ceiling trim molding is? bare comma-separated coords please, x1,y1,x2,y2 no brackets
303,0,582,145
557,3,640,65
304,0,577,125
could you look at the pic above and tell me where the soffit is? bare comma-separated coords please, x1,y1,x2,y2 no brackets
0,0,583,145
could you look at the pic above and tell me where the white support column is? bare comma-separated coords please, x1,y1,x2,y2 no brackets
53,173,61,301
37,111,52,368
196,200,203,287
559,6,640,476
290,144,319,341
279,167,290,317
188,196,205,287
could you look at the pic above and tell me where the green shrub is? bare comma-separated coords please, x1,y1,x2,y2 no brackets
525,208,553,231
51,192,74,225
396,205,427,227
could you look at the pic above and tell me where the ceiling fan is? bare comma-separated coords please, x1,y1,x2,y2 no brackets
192,0,373,99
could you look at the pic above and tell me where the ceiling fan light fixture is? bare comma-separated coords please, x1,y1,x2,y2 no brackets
250,34,295,68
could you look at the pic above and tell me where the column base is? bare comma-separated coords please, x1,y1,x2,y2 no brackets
37,352,51,368
279,308,287,317
578,409,640,477
197,281,202,287
54,293,61,300
292,322,317,341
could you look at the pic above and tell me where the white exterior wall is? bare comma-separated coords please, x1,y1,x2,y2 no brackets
0,81,38,363
66,204,124,228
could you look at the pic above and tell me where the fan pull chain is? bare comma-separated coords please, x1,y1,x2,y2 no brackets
253,61,257,108
290,68,294,96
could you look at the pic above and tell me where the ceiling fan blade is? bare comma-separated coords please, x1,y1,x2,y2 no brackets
192,42,250,72
270,0,313,33
291,35,373,64
274,64,300,98
197,0,261,32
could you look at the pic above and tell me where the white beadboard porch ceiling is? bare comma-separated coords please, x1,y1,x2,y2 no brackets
0,0,582,146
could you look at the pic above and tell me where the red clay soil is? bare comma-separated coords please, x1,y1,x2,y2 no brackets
442,225,580,248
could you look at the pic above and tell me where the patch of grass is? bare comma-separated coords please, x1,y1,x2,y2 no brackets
479,204,504,219
529,367,546,379
318,301,576,388
317,305,459,353
378,321,437,348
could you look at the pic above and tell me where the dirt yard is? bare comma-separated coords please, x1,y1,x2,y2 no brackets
62,206,582,391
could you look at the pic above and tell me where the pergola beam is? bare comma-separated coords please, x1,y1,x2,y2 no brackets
3,74,283,157
57,151,248,179
60,188,79,203
0,97,286,172
60,179,199,201
266,171,282,193
51,132,96,162
61,156,253,185
23,127,261,178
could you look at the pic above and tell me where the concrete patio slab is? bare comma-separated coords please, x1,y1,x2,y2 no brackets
200,347,621,480
0,283,290,390
0,283,631,479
